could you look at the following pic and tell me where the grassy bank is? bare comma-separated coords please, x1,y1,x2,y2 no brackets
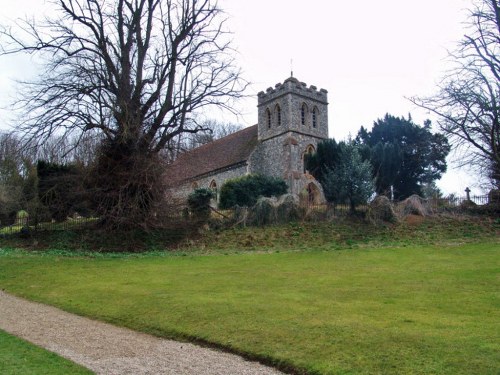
1,215,498,254
0,329,92,375
0,239,498,374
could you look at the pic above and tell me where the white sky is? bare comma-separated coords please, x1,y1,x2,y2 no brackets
0,0,486,195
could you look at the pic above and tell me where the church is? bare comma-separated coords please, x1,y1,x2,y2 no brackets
165,76,330,205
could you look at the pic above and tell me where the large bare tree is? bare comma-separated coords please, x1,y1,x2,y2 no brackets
410,0,500,188
1,0,246,227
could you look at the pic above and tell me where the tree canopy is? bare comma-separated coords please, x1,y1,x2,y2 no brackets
305,139,374,211
321,141,374,212
357,114,450,200
304,138,342,185
0,0,246,228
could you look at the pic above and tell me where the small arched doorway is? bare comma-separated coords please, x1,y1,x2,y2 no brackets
307,182,321,205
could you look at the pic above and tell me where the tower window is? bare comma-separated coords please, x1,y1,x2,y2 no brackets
312,107,318,128
276,105,282,126
266,108,271,129
301,103,308,125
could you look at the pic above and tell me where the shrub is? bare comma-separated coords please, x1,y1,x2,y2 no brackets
187,188,214,220
219,174,287,209
37,161,85,222
275,194,302,223
367,195,397,224
232,195,304,227
246,197,275,226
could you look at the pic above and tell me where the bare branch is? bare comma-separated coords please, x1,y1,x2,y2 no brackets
409,0,500,188
0,0,248,227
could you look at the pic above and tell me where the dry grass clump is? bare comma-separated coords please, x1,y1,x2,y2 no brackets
233,194,303,226
396,194,433,218
366,196,397,224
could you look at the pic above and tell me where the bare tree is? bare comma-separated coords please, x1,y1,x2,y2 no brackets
186,119,243,149
1,0,246,227
410,0,500,188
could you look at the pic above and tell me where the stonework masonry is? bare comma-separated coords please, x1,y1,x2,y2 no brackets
257,76,328,142
170,164,249,204
166,76,330,206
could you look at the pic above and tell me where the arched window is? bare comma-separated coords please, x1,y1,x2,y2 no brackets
209,180,217,199
275,104,282,126
266,108,272,129
303,145,315,173
301,103,308,125
312,107,319,128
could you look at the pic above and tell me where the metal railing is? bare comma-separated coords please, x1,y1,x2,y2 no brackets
0,216,98,236
302,194,498,216
1,195,497,236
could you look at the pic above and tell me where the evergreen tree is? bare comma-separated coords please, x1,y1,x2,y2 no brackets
306,139,375,211
37,161,86,222
357,114,450,199
304,139,342,185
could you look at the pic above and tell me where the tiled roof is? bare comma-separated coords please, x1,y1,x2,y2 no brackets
164,125,258,186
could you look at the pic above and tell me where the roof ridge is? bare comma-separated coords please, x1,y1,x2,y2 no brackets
182,124,257,155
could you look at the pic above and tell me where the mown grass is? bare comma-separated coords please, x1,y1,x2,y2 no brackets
0,329,92,375
0,231,498,374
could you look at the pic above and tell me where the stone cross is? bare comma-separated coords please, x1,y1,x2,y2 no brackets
465,187,471,201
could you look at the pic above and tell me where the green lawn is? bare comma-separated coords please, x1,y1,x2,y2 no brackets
0,241,498,374
0,329,92,375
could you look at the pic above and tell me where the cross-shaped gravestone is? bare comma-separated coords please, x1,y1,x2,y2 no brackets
465,187,471,201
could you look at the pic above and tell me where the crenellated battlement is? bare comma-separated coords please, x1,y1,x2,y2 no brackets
256,76,329,143
167,76,330,206
257,77,328,106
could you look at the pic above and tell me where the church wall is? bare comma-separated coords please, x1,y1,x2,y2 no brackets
248,138,286,178
249,132,325,197
168,76,330,207
253,77,329,198
169,164,249,205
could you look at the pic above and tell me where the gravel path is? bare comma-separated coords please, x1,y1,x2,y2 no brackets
0,291,284,375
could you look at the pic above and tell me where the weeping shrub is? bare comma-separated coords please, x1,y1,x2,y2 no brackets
219,174,287,209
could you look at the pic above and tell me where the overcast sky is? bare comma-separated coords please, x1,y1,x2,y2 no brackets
0,0,484,195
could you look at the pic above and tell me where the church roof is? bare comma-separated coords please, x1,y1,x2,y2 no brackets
164,124,258,186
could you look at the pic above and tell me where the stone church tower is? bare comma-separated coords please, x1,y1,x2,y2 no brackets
165,76,329,205
249,76,329,202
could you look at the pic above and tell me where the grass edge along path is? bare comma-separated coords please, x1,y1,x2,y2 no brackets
0,329,93,375
0,241,499,374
